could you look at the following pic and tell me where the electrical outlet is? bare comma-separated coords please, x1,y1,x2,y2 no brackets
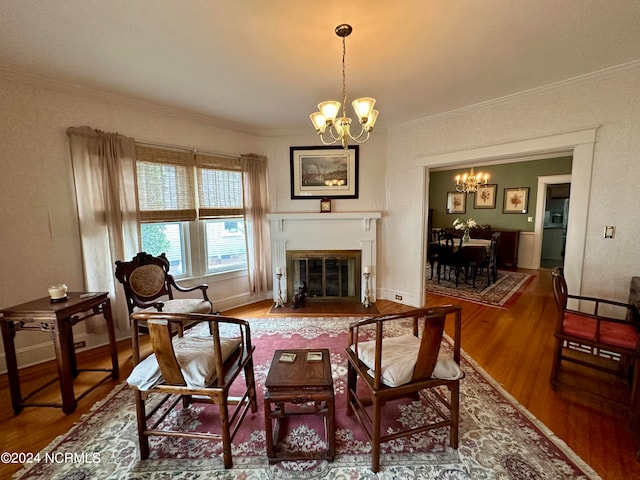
74,341,86,350
395,295,403,301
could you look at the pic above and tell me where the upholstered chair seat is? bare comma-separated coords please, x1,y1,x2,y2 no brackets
345,305,463,473
550,266,640,422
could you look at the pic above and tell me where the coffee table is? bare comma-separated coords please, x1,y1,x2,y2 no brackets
264,348,335,463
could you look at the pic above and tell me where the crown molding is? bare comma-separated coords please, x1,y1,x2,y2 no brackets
391,60,640,132
0,64,260,136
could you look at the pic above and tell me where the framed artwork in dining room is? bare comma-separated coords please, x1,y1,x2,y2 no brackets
474,184,497,209
503,187,530,213
289,145,359,199
446,192,466,214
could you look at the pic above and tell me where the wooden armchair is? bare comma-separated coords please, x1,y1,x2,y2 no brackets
126,311,258,469
115,251,212,334
550,266,640,411
345,305,463,473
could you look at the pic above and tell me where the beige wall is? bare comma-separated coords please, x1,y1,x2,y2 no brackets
385,64,640,306
0,71,260,370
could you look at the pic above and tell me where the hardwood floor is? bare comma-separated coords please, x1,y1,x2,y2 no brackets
1,269,639,479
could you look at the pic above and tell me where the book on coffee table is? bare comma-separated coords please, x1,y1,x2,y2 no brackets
306,351,323,362
278,352,296,363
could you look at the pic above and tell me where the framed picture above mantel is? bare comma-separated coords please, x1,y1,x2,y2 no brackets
290,145,359,199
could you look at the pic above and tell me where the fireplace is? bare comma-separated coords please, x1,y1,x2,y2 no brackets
266,212,381,305
287,250,361,302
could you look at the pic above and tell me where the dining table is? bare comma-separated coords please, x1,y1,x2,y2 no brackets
440,238,492,252
436,237,494,287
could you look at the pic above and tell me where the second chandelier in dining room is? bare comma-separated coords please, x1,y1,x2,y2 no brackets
309,24,379,149
455,167,489,193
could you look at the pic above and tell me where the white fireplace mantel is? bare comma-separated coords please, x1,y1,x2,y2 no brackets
267,212,382,304
267,212,382,233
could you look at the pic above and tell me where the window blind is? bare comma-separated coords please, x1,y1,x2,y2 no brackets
135,146,244,222
196,152,244,219
136,145,196,222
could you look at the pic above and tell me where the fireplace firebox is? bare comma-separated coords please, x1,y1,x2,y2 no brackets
287,250,361,302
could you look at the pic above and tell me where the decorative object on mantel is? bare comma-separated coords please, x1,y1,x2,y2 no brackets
290,145,359,199
309,24,379,150
453,217,479,242
455,167,489,193
320,197,331,212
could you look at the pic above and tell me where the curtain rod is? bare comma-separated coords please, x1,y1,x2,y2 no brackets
135,139,240,160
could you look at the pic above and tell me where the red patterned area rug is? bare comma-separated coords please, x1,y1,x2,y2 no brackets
15,317,599,479
425,267,534,308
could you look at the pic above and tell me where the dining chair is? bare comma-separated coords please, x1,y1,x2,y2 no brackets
461,245,487,288
437,233,463,286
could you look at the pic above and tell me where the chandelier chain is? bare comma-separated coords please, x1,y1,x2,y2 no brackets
341,35,347,120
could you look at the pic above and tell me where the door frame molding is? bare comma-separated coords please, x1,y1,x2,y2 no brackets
417,127,597,305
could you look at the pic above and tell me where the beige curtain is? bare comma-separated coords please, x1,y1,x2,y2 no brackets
241,154,271,294
67,126,139,331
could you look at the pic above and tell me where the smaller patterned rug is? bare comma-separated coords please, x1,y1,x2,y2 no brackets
425,267,534,308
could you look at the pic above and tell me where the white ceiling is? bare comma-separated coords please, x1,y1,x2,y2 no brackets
2,0,640,133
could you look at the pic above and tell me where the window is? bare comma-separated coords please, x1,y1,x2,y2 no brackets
135,145,247,278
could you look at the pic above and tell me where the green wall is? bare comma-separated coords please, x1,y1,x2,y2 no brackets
429,156,572,232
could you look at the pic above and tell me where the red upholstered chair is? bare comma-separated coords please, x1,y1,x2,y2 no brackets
550,266,640,410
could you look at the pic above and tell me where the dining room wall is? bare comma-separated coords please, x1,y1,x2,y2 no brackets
428,156,573,232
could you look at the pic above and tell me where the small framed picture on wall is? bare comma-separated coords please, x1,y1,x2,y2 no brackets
474,184,497,209
503,187,529,213
446,192,466,214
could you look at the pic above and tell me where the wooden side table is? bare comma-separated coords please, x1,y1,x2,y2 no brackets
264,348,335,463
0,292,119,414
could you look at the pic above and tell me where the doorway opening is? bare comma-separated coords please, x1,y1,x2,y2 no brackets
540,183,571,269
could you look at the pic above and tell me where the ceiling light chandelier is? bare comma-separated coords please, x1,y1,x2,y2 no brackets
455,167,489,193
309,24,379,149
